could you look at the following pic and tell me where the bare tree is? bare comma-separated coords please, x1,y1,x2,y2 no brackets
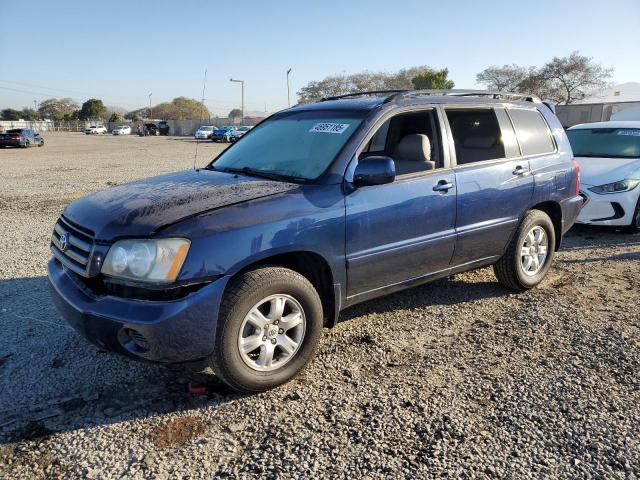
37,97,79,121
476,52,613,104
297,66,436,103
539,51,613,104
476,64,533,92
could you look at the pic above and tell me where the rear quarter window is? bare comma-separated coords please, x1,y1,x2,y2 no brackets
508,109,556,156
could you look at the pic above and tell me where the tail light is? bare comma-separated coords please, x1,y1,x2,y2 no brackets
572,158,581,195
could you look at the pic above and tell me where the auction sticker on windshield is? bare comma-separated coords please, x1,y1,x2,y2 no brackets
616,130,640,136
309,123,351,134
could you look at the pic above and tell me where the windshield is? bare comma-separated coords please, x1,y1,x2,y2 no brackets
567,128,640,158
200,126,213,131
211,110,365,181
238,126,250,131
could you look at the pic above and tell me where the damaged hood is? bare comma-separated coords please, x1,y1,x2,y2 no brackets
63,169,298,240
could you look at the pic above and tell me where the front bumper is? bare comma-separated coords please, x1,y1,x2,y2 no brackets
576,187,640,226
47,258,230,363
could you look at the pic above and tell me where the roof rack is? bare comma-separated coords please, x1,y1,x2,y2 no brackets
319,89,541,104
320,90,407,102
383,89,542,103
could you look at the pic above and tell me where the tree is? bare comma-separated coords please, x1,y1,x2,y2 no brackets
37,97,79,121
125,108,146,121
19,108,39,121
78,99,107,120
411,68,455,90
229,108,243,120
476,52,613,104
108,112,123,123
297,66,440,103
1,108,22,120
171,97,209,120
539,51,613,104
476,64,533,92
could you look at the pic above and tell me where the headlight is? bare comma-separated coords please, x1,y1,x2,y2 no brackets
102,238,190,283
589,179,640,194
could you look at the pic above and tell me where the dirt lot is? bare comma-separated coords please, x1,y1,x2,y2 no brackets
1,133,639,479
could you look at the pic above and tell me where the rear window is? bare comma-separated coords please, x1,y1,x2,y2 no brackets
7,129,23,134
567,128,640,159
508,109,555,156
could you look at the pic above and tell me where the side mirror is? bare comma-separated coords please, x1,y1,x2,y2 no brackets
353,156,396,187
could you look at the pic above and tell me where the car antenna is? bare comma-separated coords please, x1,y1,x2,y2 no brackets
194,68,208,171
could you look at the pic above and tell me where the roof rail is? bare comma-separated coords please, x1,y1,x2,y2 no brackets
383,89,542,103
318,89,542,104
319,90,407,102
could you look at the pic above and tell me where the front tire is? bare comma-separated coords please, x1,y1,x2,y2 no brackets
625,196,640,234
209,267,323,392
493,209,556,291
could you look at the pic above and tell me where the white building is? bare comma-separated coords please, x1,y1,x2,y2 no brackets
555,82,640,127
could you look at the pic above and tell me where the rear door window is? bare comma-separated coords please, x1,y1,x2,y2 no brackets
445,109,505,165
508,109,555,156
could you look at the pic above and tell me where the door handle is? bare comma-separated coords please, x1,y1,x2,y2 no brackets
513,165,529,176
433,180,454,193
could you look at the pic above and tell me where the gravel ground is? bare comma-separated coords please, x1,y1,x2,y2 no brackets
1,133,639,479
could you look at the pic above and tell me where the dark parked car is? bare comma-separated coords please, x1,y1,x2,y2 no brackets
47,90,583,392
210,126,236,142
158,121,170,136
145,123,159,136
0,128,44,148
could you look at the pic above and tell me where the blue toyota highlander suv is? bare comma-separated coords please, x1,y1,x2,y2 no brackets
48,90,583,392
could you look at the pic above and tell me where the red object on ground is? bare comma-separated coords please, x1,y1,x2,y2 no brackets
188,383,207,395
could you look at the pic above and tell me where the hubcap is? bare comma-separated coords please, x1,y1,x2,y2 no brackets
520,226,548,276
237,294,305,372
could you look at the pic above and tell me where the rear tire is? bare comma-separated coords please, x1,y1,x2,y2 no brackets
493,209,556,291
209,267,323,392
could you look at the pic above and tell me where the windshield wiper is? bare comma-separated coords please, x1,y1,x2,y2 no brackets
211,165,308,183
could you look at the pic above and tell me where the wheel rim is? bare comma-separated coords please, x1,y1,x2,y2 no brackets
237,294,306,372
520,226,548,276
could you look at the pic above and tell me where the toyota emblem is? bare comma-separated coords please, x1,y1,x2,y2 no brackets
59,233,69,251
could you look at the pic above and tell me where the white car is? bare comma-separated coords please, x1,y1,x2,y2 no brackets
85,125,107,135
194,125,217,139
112,125,132,135
230,125,253,142
567,121,640,232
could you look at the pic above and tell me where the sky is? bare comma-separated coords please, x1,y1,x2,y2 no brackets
1,0,638,116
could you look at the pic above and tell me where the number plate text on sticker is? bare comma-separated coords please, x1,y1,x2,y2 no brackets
309,123,351,134
617,130,640,137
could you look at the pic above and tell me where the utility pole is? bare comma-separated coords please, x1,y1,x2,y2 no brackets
201,68,208,122
148,93,152,120
230,78,244,122
33,100,38,119
286,68,292,107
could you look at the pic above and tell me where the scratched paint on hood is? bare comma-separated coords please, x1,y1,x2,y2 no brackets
62,169,298,240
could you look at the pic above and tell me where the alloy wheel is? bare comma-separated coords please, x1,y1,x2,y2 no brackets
237,294,306,372
520,226,548,276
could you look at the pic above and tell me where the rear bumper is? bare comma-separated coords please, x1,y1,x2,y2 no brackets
560,194,585,234
0,140,23,147
47,258,230,363
576,187,639,226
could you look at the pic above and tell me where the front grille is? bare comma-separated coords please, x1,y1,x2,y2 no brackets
50,216,95,277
